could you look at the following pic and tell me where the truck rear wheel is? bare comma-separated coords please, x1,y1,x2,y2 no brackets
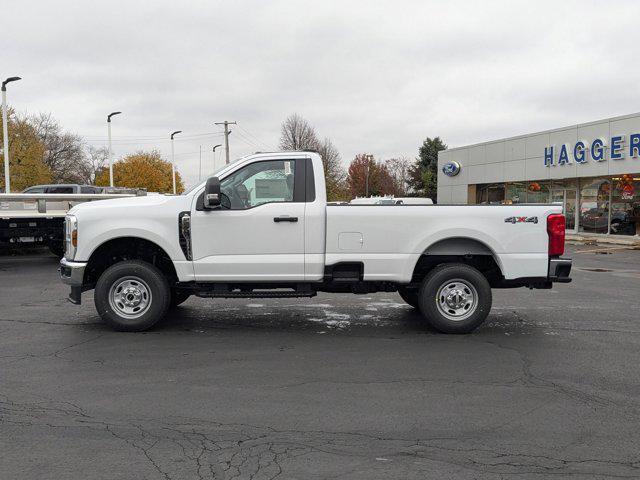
418,263,492,334
94,260,170,332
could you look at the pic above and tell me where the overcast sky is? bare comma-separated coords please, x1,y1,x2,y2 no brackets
3,0,640,186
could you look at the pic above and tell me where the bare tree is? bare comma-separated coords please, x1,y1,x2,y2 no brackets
30,112,86,183
279,113,349,200
385,156,411,196
279,113,319,151
77,146,109,184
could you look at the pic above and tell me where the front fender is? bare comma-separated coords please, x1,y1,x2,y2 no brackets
76,225,183,262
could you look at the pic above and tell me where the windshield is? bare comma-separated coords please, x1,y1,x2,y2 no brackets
182,162,232,195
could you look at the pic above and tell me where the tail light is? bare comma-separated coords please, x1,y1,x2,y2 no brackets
547,214,565,257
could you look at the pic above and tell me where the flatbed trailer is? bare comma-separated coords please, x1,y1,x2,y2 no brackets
0,193,138,256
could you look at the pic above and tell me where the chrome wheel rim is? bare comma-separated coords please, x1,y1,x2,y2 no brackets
435,279,477,321
108,276,152,319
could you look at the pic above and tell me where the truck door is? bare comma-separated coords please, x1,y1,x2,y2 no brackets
190,158,306,281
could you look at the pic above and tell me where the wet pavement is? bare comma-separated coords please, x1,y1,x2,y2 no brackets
1,245,640,479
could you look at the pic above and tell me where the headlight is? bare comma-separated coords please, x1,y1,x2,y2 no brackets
65,215,78,260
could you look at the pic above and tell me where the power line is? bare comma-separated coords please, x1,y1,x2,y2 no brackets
233,129,262,150
236,123,274,150
83,132,224,142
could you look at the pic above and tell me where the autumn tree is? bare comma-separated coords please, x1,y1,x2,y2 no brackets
279,113,348,201
0,107,53,192
95,150,184,194
407,136,447,200
347,154,399,199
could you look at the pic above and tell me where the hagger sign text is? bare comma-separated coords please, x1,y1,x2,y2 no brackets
545,134,640,167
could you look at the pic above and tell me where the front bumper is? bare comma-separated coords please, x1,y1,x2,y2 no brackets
59,258,87,304
548,257,572,283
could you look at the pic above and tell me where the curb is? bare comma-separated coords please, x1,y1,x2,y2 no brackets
566,233,640,247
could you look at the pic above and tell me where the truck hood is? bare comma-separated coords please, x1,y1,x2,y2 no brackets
69,194,192,218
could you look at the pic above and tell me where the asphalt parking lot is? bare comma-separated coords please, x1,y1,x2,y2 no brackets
1,245,640,479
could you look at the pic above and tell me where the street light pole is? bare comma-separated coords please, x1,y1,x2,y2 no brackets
2,76,21,193
171,130,182,194
107,111,121,187
212,144,222,170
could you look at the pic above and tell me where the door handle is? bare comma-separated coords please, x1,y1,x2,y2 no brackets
274,216,298,223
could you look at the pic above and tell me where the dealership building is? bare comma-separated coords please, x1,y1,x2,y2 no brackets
437,112,640,237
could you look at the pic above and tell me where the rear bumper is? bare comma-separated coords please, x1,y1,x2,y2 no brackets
59,258,87,305
548,257,572,283
494,256,572,289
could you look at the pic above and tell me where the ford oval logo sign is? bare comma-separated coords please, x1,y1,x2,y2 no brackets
442,161,461,177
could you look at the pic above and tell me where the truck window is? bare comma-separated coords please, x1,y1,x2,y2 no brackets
220,160,296,209
23,186,46,193
47,186,75,194
80,186,98,194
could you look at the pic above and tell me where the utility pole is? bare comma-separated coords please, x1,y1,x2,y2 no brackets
2,76,21,193
171,130,182,194
107,111,122,187
198,145,202,181
214,121,236,164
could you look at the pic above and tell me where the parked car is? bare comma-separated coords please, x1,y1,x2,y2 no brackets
23,184,104,194
60,152,572,333
349,196,433,205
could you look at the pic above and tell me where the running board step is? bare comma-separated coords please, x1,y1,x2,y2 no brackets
196,290,317,299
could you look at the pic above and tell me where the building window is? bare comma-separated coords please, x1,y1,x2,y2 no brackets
610,174,640,236
505,182,527,204
476,184,505,204
579,177,610,234
526,181,550,203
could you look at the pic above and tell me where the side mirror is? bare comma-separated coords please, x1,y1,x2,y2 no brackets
204,176,221,209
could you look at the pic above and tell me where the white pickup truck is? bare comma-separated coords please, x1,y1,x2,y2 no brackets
60,151,572,333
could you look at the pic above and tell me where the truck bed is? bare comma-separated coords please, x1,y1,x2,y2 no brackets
325,204,562,281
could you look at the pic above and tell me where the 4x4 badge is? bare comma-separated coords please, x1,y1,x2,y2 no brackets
504,216,538,224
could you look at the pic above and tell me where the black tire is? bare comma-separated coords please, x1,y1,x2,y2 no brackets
170,289,191,308
397,285,420,309
418,263,492,334
94,260,170,332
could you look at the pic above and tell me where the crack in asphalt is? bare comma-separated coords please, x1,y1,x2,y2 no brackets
1,394,639,479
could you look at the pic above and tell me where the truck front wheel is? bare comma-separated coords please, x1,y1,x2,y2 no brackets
418,263,492,334
94,260,170,332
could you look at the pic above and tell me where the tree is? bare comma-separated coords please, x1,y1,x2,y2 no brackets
77,146,109,184
407,136,447,200
95,150,184,194
279,114,348,201
346,154,398,198
279,113,319,151
30,112,86,184
316,137,348,201
385,156,411,196
0,107,53,192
